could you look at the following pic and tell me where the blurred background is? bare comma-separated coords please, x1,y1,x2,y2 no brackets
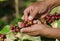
0,0,37,28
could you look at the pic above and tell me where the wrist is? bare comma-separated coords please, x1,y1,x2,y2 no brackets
40,27,52,37
41,28,60,39
44,0,60,9
39,26,52,36
44,0,58,4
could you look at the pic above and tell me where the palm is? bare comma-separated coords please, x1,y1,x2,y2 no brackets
20,23,50,36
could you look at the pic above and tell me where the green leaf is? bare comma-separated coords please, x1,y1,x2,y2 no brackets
6,32,16,40
22,34,42,41
0,25,10,34
51,20,60,28
57,20,60,28
18,18,24,22
22,35,32,41
50,6,60,14
31,36,41,41
51,20,58,28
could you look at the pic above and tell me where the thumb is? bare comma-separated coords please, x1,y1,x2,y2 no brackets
40,9,50,19
20,27,31,33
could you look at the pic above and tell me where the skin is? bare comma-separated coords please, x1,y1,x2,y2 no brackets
22,0,60,21
19,0,60,39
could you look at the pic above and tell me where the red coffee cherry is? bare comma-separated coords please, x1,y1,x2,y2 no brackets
10,25,20,33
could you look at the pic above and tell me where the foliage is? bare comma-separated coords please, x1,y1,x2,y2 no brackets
0,25,10,34
50,6,60,14
10,17,24,26
0,19,7,30
0,0,7,2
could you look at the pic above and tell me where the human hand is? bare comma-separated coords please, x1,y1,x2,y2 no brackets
18,20,51,36
22,1,52,21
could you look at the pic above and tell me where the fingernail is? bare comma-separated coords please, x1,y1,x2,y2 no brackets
33,20,37,24
28,16,33,20
37,20,41,24
21,16,24,20
18,22,21,24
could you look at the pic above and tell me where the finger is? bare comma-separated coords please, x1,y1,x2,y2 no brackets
33,20,41,24
40,9,51,24
20,27,32,33
22,32,33,36
28,7,34,20
24,7,33,21
24,7,31,21
23,32,35,36
24,10,28,21
28,8,38,20
18,22,23,28
25,32,38,36
40,9,51,19
28,16,33,20
24,31,39,36
36,20,41,24
30,6,34,14
33,20,37,24
40,13,48,19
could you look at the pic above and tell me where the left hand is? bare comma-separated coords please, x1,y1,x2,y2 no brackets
18,20,51,36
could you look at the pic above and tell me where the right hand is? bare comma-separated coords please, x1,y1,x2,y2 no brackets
22,1,52,21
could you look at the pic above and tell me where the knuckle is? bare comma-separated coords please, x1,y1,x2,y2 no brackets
24,8,28,13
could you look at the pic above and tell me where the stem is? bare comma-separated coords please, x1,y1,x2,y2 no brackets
15,0,19,18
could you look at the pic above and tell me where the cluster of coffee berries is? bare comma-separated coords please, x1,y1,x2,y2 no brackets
0,34,6,41
21,20,37,28
10,25,20,33
22,20,33,27
42,13,60,23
